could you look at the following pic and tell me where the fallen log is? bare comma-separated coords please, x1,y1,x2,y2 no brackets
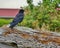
0,26,60,48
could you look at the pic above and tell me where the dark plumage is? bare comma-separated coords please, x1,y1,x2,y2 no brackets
9,9,24,29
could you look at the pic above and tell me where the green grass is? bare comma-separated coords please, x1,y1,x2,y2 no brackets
0,19,12,27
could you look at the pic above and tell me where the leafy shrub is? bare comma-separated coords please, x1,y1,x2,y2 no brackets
19,0,60,32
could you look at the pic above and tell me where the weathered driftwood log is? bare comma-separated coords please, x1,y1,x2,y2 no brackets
0,26,60,48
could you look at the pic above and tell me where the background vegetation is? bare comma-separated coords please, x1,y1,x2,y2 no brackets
0,0,60,32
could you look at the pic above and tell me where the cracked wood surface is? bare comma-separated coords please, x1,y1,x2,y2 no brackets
0,25,60,48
